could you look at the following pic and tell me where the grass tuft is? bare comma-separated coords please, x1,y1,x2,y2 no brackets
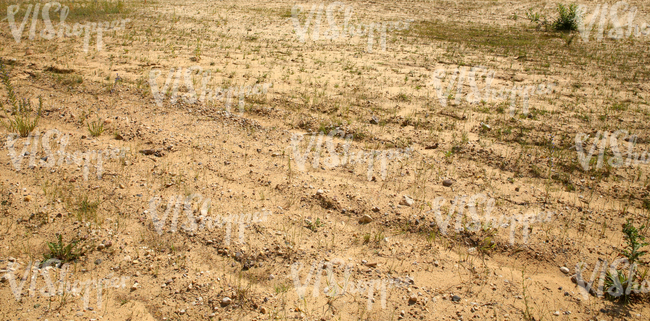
0,63,42,137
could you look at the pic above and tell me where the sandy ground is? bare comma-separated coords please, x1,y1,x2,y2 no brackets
0,0,650,320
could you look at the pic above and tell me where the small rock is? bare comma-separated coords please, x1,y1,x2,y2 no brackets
570,274,578,284
221,297,232,307
372,206,380,212
365,262,377,268
359,214,373,224
269,274,275,280
97,244,105,250
408,294,417,304
119,184,125,189
370,116,380,124
130,282,139,291
560,267,570,274
24,195,32,202
260,307,267,314
451,295,461,302
553,311,560,316
400,195,414,207
442,179,453,187
271,152,281,157
425,143,439,150
316,189,324,195
139,149,164,157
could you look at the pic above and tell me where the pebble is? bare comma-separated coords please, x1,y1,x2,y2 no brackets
452,295,461,302
560,267,570,274
359,214,373,224
221,297,232,307
443,179,453,187
400,195,414,207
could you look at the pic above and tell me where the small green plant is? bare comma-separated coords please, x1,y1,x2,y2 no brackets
373,229,385,243
193,40,202,61
76,195,100,221
526,8,541,23
521,269,534,320
0,63,42,137
275,283,290,294
622,219,648,265
306,218,324,232
552,3,580,31
444,150,454,163
604,219,648,303
43,234,81,264
87,119,105,137
478,227,497,254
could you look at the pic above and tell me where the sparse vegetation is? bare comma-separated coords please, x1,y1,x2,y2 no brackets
0,63,42,137
87,118,105,137
604,220,648,303
43,234,82,264
552,3,579,32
